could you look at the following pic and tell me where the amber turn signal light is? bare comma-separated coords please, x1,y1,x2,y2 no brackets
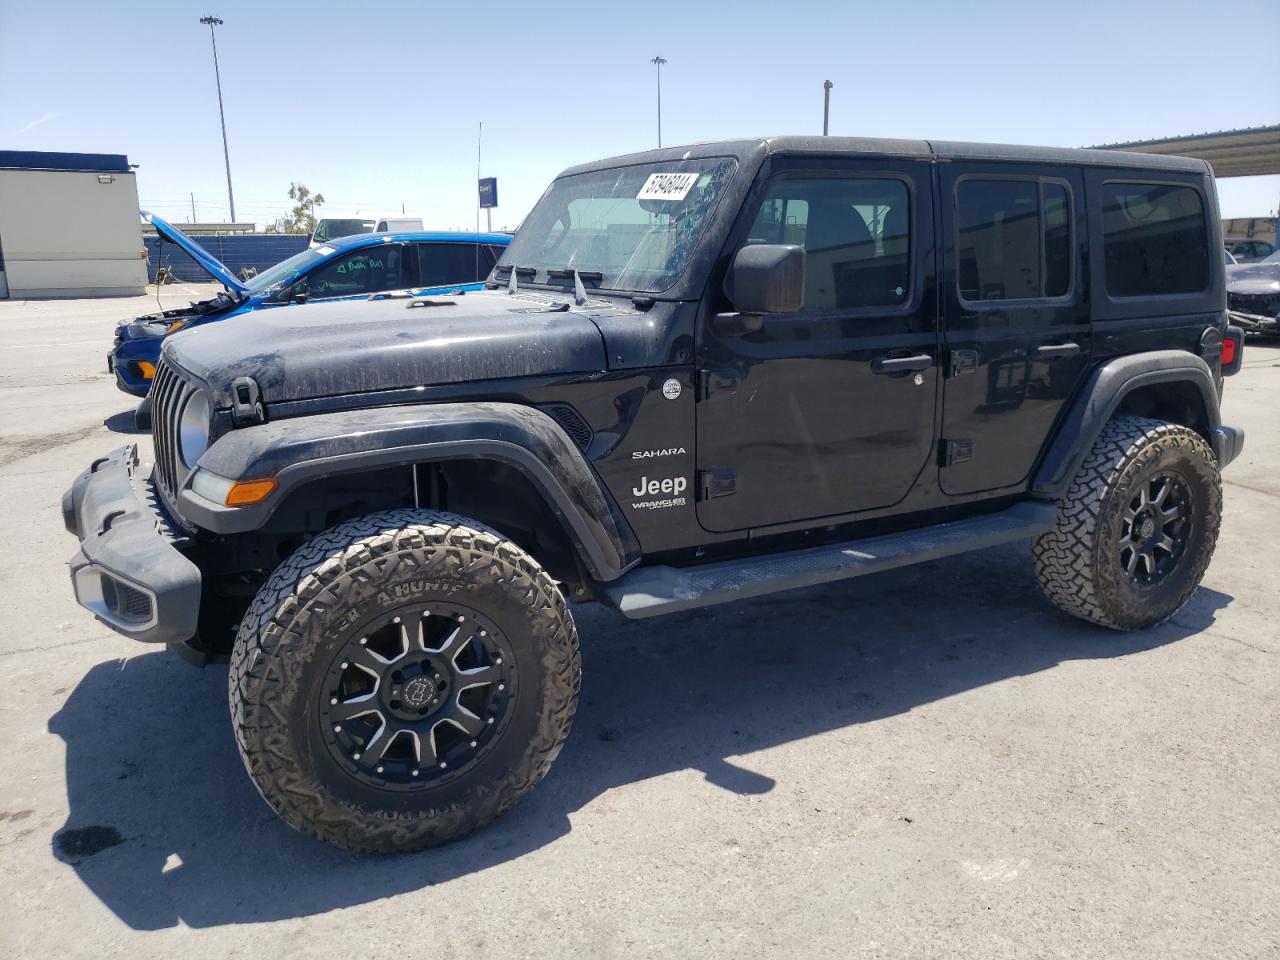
225,478,277,506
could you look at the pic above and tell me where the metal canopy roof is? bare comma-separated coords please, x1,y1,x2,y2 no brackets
1090,125,1280,178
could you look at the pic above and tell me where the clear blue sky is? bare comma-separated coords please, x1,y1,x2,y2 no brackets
2,0,1276,230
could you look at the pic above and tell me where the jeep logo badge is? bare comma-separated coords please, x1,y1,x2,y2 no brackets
662,378,682,400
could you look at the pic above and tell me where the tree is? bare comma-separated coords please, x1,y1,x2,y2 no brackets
267,182,326,234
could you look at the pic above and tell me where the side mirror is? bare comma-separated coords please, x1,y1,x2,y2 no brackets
291,286,309,304
724,244,805,316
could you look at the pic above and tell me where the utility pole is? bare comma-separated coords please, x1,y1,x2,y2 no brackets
190,192,196,222
823,80,833,136
650,56,667,148
199,16,236,223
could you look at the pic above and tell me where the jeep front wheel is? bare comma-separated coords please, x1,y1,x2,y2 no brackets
228,509,580,853
1033,416,1222,631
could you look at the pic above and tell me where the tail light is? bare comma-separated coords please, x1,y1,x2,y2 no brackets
1222,326,1243,376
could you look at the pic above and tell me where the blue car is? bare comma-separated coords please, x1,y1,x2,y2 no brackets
111,213,511,396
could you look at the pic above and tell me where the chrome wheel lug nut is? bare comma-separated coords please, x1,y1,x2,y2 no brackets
333,725,341,733
440,761,448,769
411,769,420,777
376,765,384,774
359,638,368,646
469,740,477,749
340,661,349,669
330,697,338,705
353,752,361,760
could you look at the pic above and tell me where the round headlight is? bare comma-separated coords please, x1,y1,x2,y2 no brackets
179,390,212,467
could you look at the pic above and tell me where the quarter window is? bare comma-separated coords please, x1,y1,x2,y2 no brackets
746,176,911,310
1101,183,1208,297
956,179,1073,302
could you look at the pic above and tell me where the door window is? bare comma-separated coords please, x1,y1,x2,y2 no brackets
956,179,1074,302
415,242,494,286
1101,183,1207,297
300,245,406,298
746,176,911,310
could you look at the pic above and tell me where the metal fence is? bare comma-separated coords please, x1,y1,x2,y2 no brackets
144,234,310,283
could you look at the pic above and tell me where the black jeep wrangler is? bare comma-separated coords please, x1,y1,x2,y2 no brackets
64,137,1245,852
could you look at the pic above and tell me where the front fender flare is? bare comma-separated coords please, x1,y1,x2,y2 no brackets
180,402,642,582
1032,350,1232,498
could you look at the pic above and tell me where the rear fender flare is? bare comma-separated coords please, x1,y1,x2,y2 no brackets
1032,350,1227,498
179,402,642,582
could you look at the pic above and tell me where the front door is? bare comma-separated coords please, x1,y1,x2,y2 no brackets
937,163,1091,495
695,157,938,533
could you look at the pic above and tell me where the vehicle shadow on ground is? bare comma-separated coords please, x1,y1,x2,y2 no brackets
103,409,145,435
48,541,1232,929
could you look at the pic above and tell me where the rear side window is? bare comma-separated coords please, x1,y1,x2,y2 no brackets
415,243,491,286
1101,183,1208,297
956,179,1073,302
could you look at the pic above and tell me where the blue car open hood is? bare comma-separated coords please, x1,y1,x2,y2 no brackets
143,211,250,295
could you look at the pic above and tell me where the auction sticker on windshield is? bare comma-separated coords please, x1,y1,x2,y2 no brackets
637,172,700,202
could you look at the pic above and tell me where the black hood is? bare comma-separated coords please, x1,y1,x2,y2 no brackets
163,291,611,407
1226,261,1280,295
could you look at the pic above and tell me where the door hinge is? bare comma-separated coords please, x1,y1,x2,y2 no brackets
698,468,737,500
698,368,739,401
939,439,973,466
949,350,979,378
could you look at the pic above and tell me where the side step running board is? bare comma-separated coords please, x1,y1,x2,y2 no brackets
603,501,1058,620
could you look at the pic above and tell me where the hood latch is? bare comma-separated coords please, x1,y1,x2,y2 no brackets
231,376,265,426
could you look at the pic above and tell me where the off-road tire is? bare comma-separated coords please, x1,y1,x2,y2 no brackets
1033,416,1222,630
228,509,580,853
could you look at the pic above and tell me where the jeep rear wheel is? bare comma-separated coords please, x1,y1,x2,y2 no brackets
1033,416,1222,631
228,510,580,853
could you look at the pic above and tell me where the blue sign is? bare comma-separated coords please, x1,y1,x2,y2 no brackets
478,177,498,209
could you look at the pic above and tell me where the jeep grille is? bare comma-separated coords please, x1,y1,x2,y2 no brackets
150,358,194,507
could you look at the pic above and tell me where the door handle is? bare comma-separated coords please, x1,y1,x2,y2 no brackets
1034,341,1081,358
871,354,934,375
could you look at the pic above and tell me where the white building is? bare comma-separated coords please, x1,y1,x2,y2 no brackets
0,151,147,298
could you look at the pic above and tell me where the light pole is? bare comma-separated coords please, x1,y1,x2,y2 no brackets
823,80,833,136
200,15,236,223
650,55,667,148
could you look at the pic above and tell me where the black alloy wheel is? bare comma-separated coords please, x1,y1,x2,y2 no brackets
320,601,516,790
1118,470,1192,586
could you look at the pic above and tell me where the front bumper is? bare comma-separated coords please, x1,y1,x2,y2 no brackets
63,445,201,644
1228,309,1278,335
110,335,163,397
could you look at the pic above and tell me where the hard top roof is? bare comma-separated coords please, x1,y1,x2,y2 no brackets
559,136,1208,178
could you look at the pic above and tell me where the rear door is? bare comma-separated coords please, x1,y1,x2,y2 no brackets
937,163,1091,495
695,155,939,532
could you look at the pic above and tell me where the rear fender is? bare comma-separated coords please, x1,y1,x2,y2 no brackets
1033,350,1237,497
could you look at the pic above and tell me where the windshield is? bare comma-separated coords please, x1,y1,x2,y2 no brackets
243,246,333,294
499,157,738,293
313,218,375,243
1263,249,1280,264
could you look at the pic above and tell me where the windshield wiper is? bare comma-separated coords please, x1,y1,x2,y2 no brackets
496,264,537,277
